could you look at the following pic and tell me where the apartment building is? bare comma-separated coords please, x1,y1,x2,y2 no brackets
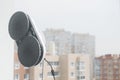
95,54,120,80
61,54,91,80
72,33,95,57
30,54,91,80
14,52,92,80
44,29,95,57
43,29,72,55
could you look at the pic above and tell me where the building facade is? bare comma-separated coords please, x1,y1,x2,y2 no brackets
43,29,95,56
43,29,72,55
14,52,92,80
30,54,92,80
60,54,91,80
43,29,95,79
95,54,120,80
72,33,95,57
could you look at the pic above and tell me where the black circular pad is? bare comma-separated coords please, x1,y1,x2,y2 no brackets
9,11,29,41
18,36,41,67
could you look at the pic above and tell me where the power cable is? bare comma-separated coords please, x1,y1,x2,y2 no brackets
44,58,55,80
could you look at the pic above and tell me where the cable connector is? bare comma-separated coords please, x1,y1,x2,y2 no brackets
51,69,55,76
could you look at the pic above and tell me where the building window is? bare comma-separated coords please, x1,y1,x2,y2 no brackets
70,72,75,77
49,61,59,67
14,62,20,69
77,62,85,70
47,71,60,77
80,76,85,79
40,73,42,78
77,76,80,80
24,74,29,80
15,74,19,80
78,61,85,66
70,62,75,67
77,66,85,70
78,71,84,75
77,76,85,80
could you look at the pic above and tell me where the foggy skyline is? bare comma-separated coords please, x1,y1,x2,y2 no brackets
15,0,120,56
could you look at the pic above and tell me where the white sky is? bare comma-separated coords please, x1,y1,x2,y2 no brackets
15,0,120,56
0,0,14,80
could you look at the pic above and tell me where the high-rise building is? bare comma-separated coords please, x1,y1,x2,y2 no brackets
72,33,95,79
30,54,92,80
43,29,95,56
43,29,95,79
95,54,120,80
72,33,95,57
60,54,92,80
43,29,72,55
94,57,101,80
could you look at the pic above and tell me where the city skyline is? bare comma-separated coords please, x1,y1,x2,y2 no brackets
43,29,95,56
15,0,120,55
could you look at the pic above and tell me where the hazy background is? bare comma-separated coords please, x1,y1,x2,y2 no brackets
15,0,120,55
0,0,120,80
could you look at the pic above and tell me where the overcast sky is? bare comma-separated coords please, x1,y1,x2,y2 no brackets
14,0,120,56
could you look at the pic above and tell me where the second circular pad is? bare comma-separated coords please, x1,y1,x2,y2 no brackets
18,36,41,67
